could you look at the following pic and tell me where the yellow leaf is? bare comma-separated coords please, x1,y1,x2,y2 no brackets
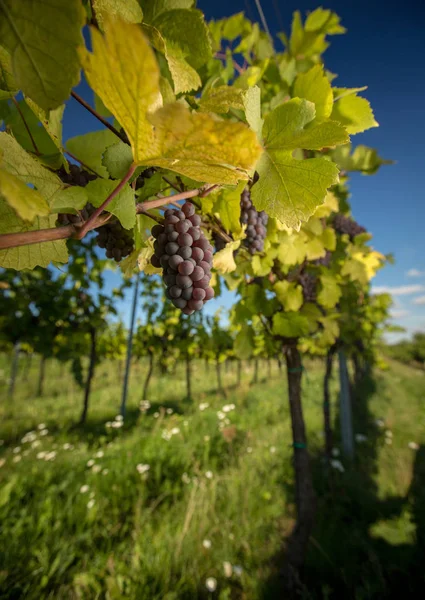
313,191,339,217
0,169,49,221
79,17,161,164
143,102,263,184
213,240,241,273
274,280,303,311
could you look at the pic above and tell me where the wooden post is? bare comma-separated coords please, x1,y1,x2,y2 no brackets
142,352,154,401
323,348,335,460
120,272,139,417
338,350,354,459
79,328,96,424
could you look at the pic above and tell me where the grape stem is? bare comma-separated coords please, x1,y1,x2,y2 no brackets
70,91,129,145
74,164,138,239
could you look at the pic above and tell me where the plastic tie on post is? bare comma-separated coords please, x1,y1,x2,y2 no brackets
293,442,307,449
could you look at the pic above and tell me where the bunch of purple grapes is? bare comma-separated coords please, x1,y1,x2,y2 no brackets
150,202,215,315
333,214,366,239
96,220,134,262
240,188,268,255
299,272,317,303
313,250,332,268
58,163,97,187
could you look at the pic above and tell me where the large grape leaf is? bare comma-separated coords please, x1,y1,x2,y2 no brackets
0,169,49,221
332,143,392,175
66,130,118,179
93,0,143,29
341,250,384,285
85,180,136,229
0,132,62,201
212,182,244,235
0,198,68,270
199,86,245,114
0,0,85,110
143,102,262,184
293,65,332,120
272,312,310,338
25,99,64,153
102,142,134,179
79,17,161,164
274,280,303,312
234,325,255,359
251,98,348,229
50,187,88,214
331,93,378,135
317,273,341,308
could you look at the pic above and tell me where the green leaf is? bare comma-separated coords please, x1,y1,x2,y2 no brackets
163,42,201,94
66,130,118,179
243,86,263,139
251,99,347,229
213,240,240,273
143,102,263,184
0,198,68,270
234,325,255,359
305,7,331,31
331,94,378,135
332,143,392,175
251,250,275,276
152,9,212,70
274,280,303,312
25,98,65,152
0,132,62,201
102,142,134,179
199,86,245,114
0,0,85,110
0,45,17,96
50,186,88,214
93,0,143,29
135,171,164,202
93,92,113,118
272,312,310,338
317,273,341,308
212,182,244,235
85,179,136,229
293,65,333,120
0,168,49,221
139,0,194,24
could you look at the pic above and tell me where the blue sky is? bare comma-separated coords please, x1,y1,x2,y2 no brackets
61,0,425,339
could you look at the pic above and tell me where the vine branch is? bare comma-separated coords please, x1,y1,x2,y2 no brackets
70,91,128,145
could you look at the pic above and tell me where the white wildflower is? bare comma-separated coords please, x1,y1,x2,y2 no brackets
111,421,123,429
202,539,212,549
217,411,225,420
153,412,159,418
331,459,345,473
39,429,48,436
199,402,209,411
375,418,385,428
205,577,217,592
233,565,243,576
385,430,393,438
408,441,420,450
385,438,393,445
13,455,22,463
102,469,109,475
115,415,123,422
21,432,37,444
204,435,210,442
355,434,367,443
87,459,95,468
139,400,151,412
162,430,172,441
182,472,191,484
63,443,72,450
205,470,213,479
270,446,276,454
247,447,253,454
80,485,90,494
222,404,235,413
136,463,150,475
13,447,21,454
105,421,112,429
31,440,41,448
166,408,173,415
95,450,104,458
37,423,46,430
87,499,95,509
331,448,340,457
45,451,56,461
36,451,47,459
223,561,232,577
171,427,180,436
92,464,102,473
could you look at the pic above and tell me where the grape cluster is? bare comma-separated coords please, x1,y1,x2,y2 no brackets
96,220,134,262
56,203,95,226
212,232,226,253
150,202,214,315
313,250,332,268
299,272,317,303
333,214,366,239
240,188,268,254
58,164,97,187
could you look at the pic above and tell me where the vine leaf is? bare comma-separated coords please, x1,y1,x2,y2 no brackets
139,0,194,24
0,0,85,110
213,241,241,273
234,325,255,359
272,312,310,337
0,198,68,270
331,93,378,134
25,99,65,153
66,130,118,179
251,98,348,229
199,86,245,114
0,132,62,200
212,182,245,235
143,102,263,184
0,169,49,221
317,273,341,308
93,0,143,29
243,86,262,138
102,142,134,179
332,143,392,174
274,280,303,312
51,186,88,214
293,65,332,120
85,180,136,230
0,45,17,98
79,16,161,164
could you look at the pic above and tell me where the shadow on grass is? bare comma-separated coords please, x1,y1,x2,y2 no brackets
261,371,425,599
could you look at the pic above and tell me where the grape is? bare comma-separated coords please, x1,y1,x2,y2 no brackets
94,219,134,262
313,251,332,267
57,163,97,187
333,214,366,239
150,201,214,314
299,273,317,303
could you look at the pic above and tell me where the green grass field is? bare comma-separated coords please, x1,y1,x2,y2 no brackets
0,356,424,599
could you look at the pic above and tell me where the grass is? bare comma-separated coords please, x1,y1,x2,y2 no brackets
0,355,424,599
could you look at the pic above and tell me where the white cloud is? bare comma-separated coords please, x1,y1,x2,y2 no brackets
412,296,425,305
373,285,425,296
390,309,410,318
406,269,425,277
